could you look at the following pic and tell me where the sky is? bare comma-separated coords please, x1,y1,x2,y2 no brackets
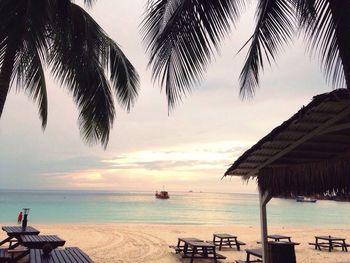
0,0,332,193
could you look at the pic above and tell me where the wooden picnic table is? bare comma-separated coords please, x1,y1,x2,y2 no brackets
20,235,66,249
268,234,291,242
245,248,263,263
212,233,245,251
30,247,94,263
10,235,66,262
311,236,349,252
184,240,224,263
237,242,297,263
171,238,225,263
173,237,203,254
0,226,40,248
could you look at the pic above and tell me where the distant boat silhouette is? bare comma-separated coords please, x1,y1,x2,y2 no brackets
155,191,169,199
296,196,317,203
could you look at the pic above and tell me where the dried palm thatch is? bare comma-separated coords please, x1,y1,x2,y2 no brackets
224,89,350,197
258,158,350,196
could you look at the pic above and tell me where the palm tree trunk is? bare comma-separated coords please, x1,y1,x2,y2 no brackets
328,0,350,89
0,45,16,118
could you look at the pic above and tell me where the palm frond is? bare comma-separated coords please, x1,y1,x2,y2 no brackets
108,41,139,111
49,3,118,147
294,0,316,27
13,40,48,128
302,0,350,89
77,66,114,148
142,0,244,108
83,0,96,7
239,0,296,98
0,0,50,124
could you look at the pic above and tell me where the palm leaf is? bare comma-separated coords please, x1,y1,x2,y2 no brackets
239,0,296,98
142,0,244,108
108,41,139,111
0,0,49,121
48,2,139,147
10,0,50,127
302,0,350,89
13,40,48,128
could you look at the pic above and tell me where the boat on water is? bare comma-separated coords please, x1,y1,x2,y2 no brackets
155,191,170,199
296,196,317,203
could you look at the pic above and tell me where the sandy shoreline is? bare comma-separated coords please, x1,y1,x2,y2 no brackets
1,224,349,262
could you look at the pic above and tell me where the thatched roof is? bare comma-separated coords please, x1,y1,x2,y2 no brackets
224,89,350,196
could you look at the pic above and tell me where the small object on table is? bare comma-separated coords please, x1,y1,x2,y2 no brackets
17,212,23,224
22,208,30,230
212,233,246,251
311,236,348,252
0,226,40,248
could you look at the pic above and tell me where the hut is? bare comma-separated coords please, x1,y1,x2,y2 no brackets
224,89,350,263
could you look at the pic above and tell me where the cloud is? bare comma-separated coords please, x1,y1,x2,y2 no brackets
0,0,333,193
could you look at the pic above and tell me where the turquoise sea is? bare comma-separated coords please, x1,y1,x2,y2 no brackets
0,190,349,227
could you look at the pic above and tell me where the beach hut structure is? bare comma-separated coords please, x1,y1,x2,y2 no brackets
224,89,350,263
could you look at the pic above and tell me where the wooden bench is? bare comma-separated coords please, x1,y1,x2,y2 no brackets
182,252,226,260
212,233,246,251
0,249,9,263
169,245,199,254
235,260,262,263
0,226,40,249
0,248,29,263
30,247,94,263
184,241,225,262
309,242,350,251
169,245,183,254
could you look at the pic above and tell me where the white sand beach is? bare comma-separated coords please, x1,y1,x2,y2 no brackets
1,224,348,263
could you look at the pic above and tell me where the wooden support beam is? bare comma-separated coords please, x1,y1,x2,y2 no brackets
293,119,323,125
274,157,320,164
259,189,272,263
278,130,306,137
302,140,349,149
305,111,338,119
315,134,350,143
319,122,350,135
290,149,340,156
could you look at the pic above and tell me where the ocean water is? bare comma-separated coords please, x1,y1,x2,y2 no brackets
0,190,349,227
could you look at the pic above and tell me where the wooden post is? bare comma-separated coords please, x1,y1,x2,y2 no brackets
259,188,272,263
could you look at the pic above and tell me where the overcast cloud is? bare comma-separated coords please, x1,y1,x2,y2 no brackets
0,0,331,193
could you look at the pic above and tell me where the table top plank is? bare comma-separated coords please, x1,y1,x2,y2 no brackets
2,226,40,235
246,248,263,258
178,237,203,243
268,234,291,239
67,249,85,263
316,236,346,241
58,249,73,263
66,248,94,263
29,248,94,263
29,248,38,263
21,235,66,249
51,250,62,263
214,233,237,239
187,241,215,248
